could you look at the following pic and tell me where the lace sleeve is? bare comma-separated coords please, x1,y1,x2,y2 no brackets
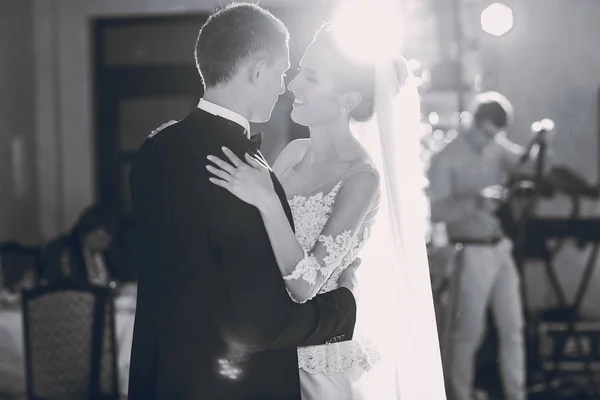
284,169,380,303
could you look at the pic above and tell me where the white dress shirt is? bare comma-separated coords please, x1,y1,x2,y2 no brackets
197,98,250,137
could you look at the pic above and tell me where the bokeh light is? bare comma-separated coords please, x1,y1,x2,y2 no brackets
480,3,514,37
531,118,555,133
428,112,440,126
407,59,421,70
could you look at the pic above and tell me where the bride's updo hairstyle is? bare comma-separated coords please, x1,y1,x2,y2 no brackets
310,23,410,123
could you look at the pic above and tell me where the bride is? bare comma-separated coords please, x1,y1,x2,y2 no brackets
206,23,445,399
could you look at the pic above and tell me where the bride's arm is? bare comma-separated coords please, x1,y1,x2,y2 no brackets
258,170,379,303
206,148,379,303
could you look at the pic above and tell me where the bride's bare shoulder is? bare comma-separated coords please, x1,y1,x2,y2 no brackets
272,139,310,175
349,143,378,173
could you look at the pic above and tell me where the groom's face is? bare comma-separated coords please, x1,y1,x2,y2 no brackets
249,47,290,123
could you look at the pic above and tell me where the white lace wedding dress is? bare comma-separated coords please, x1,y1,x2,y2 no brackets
277,155,382,399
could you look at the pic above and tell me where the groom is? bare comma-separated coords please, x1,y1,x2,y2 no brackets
128,3,358,399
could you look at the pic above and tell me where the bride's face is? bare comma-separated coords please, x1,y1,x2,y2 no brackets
288,41,350,127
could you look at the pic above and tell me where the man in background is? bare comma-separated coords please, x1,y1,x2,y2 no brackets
428,91,554,400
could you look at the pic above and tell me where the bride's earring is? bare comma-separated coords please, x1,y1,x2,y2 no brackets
340,107,346,114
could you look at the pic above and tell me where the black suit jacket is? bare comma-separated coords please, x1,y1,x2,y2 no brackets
128,108,357,399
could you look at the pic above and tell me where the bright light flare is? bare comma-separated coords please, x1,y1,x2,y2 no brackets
331,0,403,63
531,118,555,133
480,3,514,37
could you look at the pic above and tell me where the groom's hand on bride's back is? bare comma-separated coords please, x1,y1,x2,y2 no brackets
338,258,361,300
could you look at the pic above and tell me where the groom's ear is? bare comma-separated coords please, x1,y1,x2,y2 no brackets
248,59,268,86
341,92,362,113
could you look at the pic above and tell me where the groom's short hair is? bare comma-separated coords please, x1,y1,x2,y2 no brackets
195,3,289,89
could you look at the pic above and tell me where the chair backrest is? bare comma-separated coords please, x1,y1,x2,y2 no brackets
99,292,120,398
21,282,119,400
0,242,41,292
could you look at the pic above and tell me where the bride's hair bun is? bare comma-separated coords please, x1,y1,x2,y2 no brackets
350,93,375,122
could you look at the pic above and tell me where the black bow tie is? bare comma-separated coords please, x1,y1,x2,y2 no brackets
249,132,263,148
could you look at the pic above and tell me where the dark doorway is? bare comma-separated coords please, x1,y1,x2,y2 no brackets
93,14,207,215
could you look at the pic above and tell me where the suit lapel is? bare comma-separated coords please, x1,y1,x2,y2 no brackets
270,171,295,234
249,148,295,234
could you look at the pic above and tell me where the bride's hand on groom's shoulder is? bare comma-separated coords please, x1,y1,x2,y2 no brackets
206,147,276,209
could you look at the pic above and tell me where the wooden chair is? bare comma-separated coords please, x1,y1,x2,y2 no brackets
21,282,119,400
